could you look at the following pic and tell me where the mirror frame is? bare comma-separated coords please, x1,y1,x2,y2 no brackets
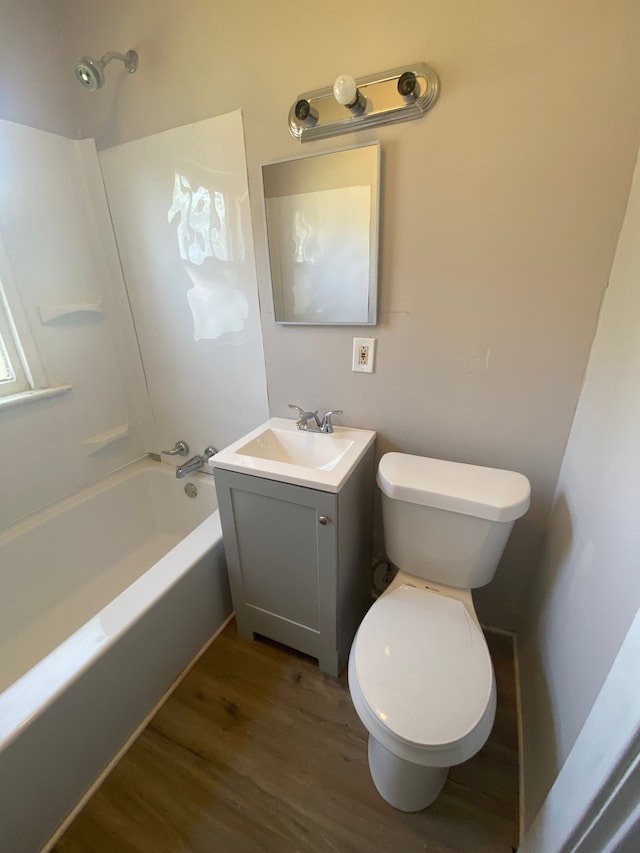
262,141,380,325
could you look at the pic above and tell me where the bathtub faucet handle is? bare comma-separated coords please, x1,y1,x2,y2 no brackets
203,446,217,459
162,440,189,457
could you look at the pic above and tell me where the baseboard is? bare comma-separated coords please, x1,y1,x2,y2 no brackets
480,622,516,638
482,623,524,845
42,612,235,853
513,633,526,845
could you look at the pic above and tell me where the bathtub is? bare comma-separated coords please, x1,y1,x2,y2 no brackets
0,458,231,853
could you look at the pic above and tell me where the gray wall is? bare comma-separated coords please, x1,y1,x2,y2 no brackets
58,0,640,629
0,0,77,136
519,146,640,827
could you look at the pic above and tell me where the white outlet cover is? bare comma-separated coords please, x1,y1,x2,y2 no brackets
353,337,376,373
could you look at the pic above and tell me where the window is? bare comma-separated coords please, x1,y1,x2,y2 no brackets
0,328,15,383
0,279,32,396
0,235,70,407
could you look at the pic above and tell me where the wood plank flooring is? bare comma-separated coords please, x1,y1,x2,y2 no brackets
54,621,519,853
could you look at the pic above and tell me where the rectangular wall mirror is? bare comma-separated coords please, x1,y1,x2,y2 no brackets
262,142,380,325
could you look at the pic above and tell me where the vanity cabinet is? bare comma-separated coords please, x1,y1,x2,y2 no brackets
214,445,374,676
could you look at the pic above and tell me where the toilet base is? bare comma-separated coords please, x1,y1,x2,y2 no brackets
368,736,448,812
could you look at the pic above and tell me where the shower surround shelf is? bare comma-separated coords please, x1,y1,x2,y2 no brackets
82,423,130,454
38,302,104,324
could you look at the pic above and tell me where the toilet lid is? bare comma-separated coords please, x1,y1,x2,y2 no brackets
354,585,493,747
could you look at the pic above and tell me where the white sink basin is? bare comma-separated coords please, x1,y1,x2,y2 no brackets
237,427,354,470
210,417,376,492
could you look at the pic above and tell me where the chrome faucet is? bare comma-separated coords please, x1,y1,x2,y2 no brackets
175,446,217,479
288,405,343,434
288,404,321,431
319,410,343,434
162,440,189,456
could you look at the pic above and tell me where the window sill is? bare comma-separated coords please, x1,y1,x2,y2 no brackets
0,384,72,411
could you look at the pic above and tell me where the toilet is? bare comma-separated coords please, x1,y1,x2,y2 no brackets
348,451,530,812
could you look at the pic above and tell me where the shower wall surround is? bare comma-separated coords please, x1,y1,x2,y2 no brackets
99,110,268,455
0,120,150,529
0,109,267,530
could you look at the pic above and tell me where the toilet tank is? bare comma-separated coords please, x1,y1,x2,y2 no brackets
377,453,530,589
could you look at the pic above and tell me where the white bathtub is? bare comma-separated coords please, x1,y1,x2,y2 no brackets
0,458,231,853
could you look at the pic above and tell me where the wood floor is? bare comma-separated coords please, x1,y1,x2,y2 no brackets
54,621,519,853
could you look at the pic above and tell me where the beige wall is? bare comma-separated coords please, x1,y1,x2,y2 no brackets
0,0,77,136
519,144,640,827
59,0,640,628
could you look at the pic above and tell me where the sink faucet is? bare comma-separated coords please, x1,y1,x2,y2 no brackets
288,405,343,434
175,446,217,478
288,404,321,431
320,410,343,434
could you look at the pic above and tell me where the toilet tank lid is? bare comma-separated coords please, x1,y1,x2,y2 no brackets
377,452,530,522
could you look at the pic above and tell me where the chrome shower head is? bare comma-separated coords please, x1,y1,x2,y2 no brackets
74,50,138,91
74,56,104,90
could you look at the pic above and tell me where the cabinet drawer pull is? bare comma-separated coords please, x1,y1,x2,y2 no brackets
319,516,329,526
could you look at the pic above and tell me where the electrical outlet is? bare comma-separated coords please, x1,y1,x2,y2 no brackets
352,337,376,373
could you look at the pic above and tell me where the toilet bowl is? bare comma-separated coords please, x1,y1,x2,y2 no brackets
348,452,530,811
349,573,496,810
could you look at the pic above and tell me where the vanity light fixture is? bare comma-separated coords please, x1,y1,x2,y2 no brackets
288,62,440,142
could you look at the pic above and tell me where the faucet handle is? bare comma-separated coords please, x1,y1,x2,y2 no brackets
288,404,306,428
288,404,319,429
202,446,217,459
162,440,189,456
321,410,343,433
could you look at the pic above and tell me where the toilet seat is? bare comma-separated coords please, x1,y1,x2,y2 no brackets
350,584,496,765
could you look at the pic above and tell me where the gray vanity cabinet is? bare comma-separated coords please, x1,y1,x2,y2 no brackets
214,446,374,676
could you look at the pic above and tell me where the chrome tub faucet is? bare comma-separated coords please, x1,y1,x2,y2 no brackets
175,446,217,478
162,440,189,456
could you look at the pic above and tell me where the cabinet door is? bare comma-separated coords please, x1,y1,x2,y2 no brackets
215,470,337,659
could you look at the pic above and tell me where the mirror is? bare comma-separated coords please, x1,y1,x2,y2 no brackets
262,142,380,325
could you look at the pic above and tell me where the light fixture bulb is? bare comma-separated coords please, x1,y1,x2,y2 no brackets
334,74,357,106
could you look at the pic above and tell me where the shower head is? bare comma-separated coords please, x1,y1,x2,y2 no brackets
74,49,139,91
74,56,104,90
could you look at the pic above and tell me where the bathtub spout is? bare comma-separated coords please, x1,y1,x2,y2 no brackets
175,456,204,478
175,446,216,478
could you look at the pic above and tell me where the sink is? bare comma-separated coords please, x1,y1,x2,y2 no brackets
210,417,376,492
237,427,354,470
